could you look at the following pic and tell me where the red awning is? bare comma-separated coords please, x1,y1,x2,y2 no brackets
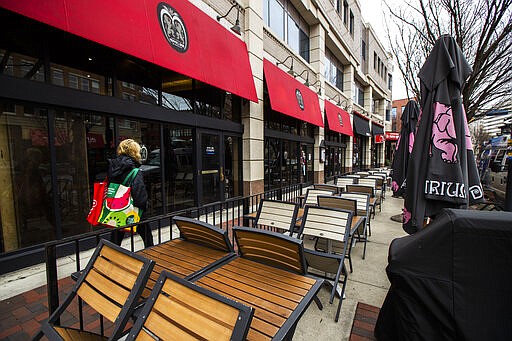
324,100,353,136
263,59,323,127
3,0,257,102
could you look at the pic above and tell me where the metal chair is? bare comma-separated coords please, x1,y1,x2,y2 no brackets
42,240,155,341
254,199,299,236
297,206,352,322
125,271,254,341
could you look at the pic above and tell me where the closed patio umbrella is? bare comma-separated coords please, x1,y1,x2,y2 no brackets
403,35,484,234
390,100,419,197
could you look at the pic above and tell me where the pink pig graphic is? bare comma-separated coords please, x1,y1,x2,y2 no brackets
402,207,411,224
431,103,458,163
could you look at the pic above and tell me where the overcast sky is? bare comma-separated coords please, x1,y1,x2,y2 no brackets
360,0,409,100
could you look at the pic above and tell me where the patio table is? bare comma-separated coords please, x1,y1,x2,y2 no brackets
137,238,236,299
192,256,323,340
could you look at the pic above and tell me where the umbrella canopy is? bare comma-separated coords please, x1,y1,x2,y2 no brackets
390,100,419,197
403,35,484,234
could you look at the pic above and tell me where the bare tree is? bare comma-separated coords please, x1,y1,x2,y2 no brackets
385,0,512,120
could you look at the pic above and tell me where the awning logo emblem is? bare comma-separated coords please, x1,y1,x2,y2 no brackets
158,3,189,53
337,113,344,126
295,89,304,110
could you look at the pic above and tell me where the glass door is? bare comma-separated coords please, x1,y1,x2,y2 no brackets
197,130,224,205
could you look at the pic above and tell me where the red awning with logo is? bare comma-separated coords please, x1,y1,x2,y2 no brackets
263,59,323,127
2,0,258,102
324,100,353,136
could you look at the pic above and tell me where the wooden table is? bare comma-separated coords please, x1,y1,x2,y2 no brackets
137,239,235,299
192,257,323,340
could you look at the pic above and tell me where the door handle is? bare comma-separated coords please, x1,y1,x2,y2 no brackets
220,166,225,182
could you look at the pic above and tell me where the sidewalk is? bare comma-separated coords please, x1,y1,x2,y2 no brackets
0,193,408,340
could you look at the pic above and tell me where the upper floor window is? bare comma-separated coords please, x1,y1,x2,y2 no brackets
343,1,349,26
353,82,364,107
374,52,377,70
324,49,344,91
264,0,310,62
388,74,393,90
361,40,366,61
349,10,354,35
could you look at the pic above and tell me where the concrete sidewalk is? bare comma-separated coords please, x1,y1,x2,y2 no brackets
0,192,408,340
293,194,408,340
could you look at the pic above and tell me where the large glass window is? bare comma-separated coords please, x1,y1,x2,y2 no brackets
353,82,365,107
263,0,310,62
325,130,348,180
324,49,344,91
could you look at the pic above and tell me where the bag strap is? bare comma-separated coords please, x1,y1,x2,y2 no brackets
122,168,140,186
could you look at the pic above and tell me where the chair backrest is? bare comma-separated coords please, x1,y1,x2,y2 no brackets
255,199,299,233
304,188,335,206
345,174,361,179
174,216,234,253
126,271,254,341
335,177,356,187
313,183,340,193
366,175,384,187
346,184,375,197
317,195,357,215
299,206,352,243
233,226,307,275
43,240,155,340
339,192,370,218
357,178,377,188
355,171,370,177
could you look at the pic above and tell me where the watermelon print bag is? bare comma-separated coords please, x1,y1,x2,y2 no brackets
98,168,142,232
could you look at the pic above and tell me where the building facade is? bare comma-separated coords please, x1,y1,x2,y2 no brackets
0,0,392,258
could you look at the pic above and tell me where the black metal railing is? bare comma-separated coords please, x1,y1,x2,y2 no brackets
42,183,304,324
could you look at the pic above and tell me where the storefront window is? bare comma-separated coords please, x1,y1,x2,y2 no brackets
54,110,93,238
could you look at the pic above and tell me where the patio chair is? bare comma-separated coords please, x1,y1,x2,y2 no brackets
297,206,352,322
316,195,358,272
339,192,371,256
174,216,234,253
42,239,155,341
303,188,336,207
254,199,299,236
355,171,370,177
367,174,386,199
313,183,340,194
347,183,380,219
125,271,254,341
334,176,356,192
358,177,383,204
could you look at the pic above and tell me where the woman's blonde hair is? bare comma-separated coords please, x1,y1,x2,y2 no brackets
117,139,142,162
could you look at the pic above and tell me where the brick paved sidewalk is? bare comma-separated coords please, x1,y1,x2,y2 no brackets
0,276,381,340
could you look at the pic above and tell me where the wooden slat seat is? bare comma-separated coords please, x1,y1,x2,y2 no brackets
42,240,155,341
125,271,254,341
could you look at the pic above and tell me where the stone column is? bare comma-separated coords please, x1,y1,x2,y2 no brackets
242,0,265,195
310,22,326,184
344,65,355,173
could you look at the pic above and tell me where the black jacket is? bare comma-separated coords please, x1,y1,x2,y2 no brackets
107,155,148,211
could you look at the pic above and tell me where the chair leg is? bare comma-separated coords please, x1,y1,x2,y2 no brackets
313,295,323,310
334,268,348,322
347,236,354,273
362,232,367,260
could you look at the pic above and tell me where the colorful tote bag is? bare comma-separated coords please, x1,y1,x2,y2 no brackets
86,180,107,226
98,168,142,232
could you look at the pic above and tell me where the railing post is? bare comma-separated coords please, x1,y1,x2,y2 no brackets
45,243,60,323
278,187,283,201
